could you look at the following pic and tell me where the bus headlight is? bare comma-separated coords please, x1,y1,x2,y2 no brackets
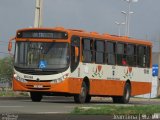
51,79,58,84
14,74,27,83
50,73,69,84
51,76,64,83
51,77,64,84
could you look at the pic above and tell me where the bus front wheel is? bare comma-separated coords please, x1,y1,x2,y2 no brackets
74,82,87,103
30,92,43,102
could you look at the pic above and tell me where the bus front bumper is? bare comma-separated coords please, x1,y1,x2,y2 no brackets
12,78,82,94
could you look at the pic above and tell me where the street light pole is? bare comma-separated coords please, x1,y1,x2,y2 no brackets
123,0,138,37
34,0,43,28
121,11,127,36
127,0,132,37
115,21,125,36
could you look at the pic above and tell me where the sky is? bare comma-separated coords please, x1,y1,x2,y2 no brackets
0,0,160,57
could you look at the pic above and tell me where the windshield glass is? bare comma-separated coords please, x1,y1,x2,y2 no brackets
14,42,69,70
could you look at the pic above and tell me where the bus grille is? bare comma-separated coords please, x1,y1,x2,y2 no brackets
26,80,52,82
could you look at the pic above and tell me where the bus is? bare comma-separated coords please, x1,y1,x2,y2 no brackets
8,27,152,103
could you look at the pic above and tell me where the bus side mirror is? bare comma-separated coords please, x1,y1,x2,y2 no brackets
75,47,79,57
8,37,15,54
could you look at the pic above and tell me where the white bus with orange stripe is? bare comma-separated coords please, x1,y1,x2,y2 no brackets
8,27,152,103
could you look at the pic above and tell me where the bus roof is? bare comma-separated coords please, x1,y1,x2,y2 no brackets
16,27,152,46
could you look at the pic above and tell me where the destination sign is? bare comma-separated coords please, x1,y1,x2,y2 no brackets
17,30,68,39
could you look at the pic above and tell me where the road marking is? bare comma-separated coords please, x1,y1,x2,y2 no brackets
36,112,69,114
0,106,24,108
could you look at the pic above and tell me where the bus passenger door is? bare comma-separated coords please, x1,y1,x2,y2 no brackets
71,36,80,72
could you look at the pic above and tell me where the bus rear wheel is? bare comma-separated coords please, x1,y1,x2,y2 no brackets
85,95,91,103
74,82,87,104
112,82,131,104
30,92,43,102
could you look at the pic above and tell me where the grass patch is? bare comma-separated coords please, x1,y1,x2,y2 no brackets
71,105,160,115
0,89,29,97
157,96,160,99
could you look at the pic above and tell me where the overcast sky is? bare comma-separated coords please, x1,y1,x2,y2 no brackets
0,0,160,57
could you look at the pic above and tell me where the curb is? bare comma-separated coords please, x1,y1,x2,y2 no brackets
0,96,72,100
0,97,30,100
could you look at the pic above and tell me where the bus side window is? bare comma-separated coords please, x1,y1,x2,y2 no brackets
116,43,126,66
105,41,116,65
71,36,80,72
82,38,93,63
126,44,137,66
145,46,151,68
95,40,104,64
137,46,145,67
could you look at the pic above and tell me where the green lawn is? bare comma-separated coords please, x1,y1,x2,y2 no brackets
71,105,160,115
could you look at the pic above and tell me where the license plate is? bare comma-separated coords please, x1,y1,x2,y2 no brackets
33,85,43,88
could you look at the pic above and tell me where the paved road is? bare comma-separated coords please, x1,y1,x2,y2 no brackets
0,97,159,120
0,97,77,114
0,97,159,113
0,97,114,120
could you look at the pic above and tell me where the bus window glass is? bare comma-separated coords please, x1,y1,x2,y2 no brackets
14,42,70,70
96,41,104,52
116,43,126,66
82,38,93,63
117,43,124,54
95,40,104,64
83,39,91,50
105,42,114,53
105,41,116,65
127,44,134,55
146,46,151,68
137,46,145,67
127,44,136,66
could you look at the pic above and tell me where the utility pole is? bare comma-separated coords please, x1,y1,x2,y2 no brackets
34,0,43,27
158,36,160,96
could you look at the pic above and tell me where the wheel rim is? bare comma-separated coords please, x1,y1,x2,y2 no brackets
125,85,130,101
81,88,85,97
80,86,86,102
125,88,129,100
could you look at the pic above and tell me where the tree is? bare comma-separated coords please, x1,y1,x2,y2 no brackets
0,56,13,87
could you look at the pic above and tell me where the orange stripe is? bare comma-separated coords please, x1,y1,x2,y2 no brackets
89,79,151,96
131,81,151,96
13,78,151,96
89,79,125,96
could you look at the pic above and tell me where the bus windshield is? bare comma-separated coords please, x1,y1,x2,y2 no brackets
14,42,69,70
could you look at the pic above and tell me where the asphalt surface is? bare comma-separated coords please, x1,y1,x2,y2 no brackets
0,96,159,120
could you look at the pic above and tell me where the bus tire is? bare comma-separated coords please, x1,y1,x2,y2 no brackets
85,95,91,103
112,96,121,103
30,92,42,102
74,82,87,104
112,82,131,104
121,82,131,103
